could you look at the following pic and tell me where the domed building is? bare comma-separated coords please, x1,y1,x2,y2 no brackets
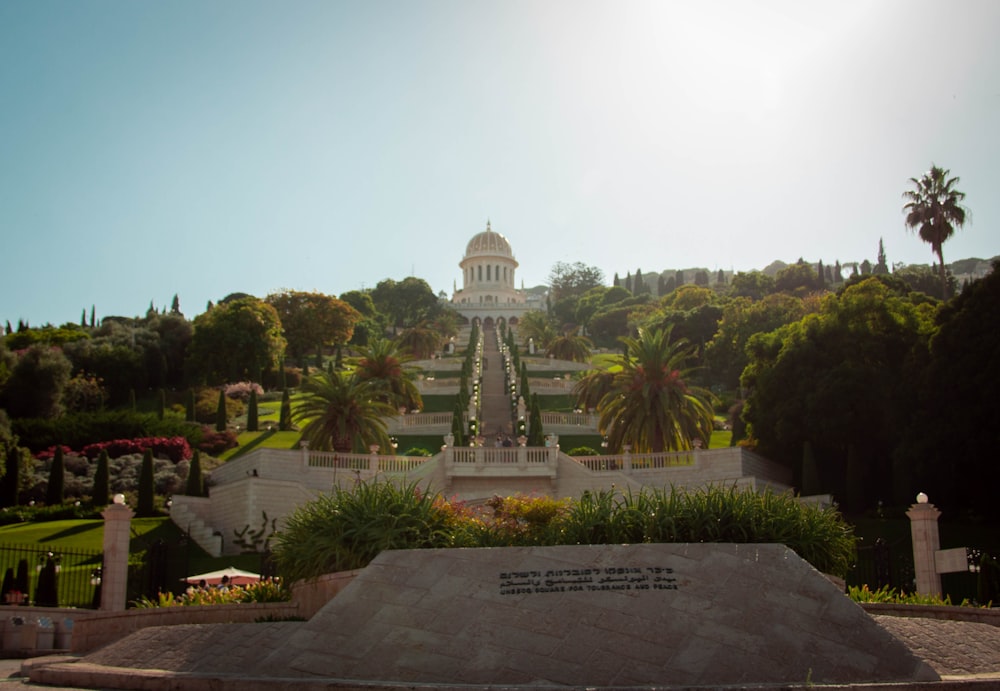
451,221,531,329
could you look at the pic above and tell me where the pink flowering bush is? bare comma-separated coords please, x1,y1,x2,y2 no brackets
224,381,264,402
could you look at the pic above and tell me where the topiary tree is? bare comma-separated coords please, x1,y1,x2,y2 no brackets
46,446,65,506
247,388,259,432
186,449,204,497
215,389,227,432
92,449,110,507
136,448,156,517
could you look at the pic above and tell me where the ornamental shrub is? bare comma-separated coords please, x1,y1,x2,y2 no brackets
224,381,265,402
273,482,857,583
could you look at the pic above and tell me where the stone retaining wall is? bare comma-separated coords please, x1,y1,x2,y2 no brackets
70,602,300,653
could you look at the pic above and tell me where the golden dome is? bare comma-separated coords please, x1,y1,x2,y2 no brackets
465,221,513,258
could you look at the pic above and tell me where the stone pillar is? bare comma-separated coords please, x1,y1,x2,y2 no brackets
906,493,942,597
300,440,310,468
622,445,632,473
100,497,134,611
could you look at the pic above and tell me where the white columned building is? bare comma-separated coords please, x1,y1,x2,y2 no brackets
450,221,531,329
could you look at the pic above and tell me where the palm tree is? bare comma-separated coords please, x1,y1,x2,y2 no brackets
293,370,397,453
353,337,423,412
903,164,968,299
597,327,715,453
572,369,616,412
546,328,592,363
397,322,441,360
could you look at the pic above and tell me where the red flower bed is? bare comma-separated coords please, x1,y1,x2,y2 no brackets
81,436,193,462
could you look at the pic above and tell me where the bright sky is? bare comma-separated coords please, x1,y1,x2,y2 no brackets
2,0,998,327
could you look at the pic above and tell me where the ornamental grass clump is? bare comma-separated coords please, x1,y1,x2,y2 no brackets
555,486,856,577
272,481,466,583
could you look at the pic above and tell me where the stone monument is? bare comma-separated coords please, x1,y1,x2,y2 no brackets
265,543,938,687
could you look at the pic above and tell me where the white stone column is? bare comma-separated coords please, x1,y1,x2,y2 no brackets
101,497,134,611
906,493,942,597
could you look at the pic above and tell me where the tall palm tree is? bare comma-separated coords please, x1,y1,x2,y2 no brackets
293,370,397,453
903,164,968,299
597,327,715,453
353,337,423,411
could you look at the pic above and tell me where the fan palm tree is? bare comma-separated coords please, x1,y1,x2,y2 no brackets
353,337,423,411
546,328,592,363
903,164,968,299
293,370,397,453
598,327,715,453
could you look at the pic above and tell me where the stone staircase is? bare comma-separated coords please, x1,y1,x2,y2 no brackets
169,500,222,557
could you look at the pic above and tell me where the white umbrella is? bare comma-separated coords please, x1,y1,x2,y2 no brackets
182,566,260,586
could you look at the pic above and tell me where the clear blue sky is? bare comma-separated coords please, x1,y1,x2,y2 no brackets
2,0,998,327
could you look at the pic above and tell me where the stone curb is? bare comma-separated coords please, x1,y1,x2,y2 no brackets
21,659,1000,691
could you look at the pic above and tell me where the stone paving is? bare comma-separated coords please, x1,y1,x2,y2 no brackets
4,614,1000,689
872,615,1000,680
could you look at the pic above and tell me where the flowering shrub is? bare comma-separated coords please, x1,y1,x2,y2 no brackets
198,428,238,455
132,579,290,608
81,437,192,462
224,381,265,402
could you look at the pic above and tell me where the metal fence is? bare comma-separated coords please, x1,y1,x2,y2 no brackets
0,543,103,609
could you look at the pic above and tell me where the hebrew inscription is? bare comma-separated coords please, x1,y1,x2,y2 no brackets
498,564,678,595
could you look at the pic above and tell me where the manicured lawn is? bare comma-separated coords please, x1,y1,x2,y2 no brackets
0,517,172,552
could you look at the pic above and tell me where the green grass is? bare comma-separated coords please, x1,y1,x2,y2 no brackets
0,517,171,552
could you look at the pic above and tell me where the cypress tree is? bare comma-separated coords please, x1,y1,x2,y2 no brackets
92,449,110,507
215,389,227,432
1,443,22,507
247,388,259,432
528,394,545,446
15,560,29,596
279,358,287,389
451,401,466,447
89,305,96,328
35,556,58,607
185,389,196,422
157,388,166,420
335,345,343,370
137,448,155,517
129,389,136,412
801,441,821,496
46,446,65,506
186,449,204,497
279,388,292,431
